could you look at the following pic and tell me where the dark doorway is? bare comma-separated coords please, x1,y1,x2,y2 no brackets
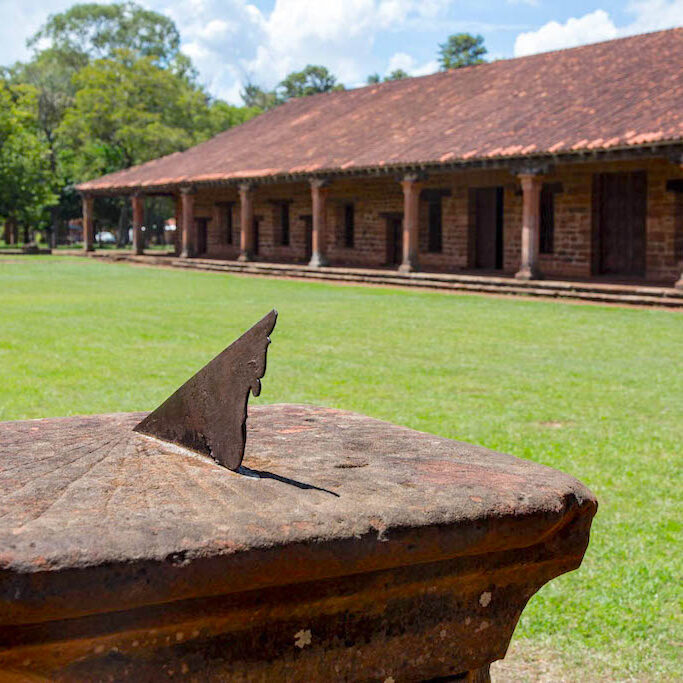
385,215,403,265
594,171,646,276
301,215,313,261
473,187,504,269
253,217,260,255
196,218,208,255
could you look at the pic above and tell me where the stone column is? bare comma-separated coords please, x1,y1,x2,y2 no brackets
515,173,544,280
238,183,255,262
180,186,196,258
309,178,330,267
399,174,422,273
82,195,94,252
131,193,145,255
174,196,182,256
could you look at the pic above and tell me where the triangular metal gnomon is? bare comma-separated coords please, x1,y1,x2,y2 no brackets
134,310,277,470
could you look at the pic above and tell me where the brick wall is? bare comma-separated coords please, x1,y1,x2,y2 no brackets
190,156,683,284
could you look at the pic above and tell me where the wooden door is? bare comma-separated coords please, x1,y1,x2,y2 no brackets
196,218,207,255
595,171,646,276
474,187,504,269
385,216,403,265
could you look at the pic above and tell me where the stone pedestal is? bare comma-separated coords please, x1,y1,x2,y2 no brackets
0,405,596,681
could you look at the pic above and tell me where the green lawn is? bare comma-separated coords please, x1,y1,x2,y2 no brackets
1,256,681,680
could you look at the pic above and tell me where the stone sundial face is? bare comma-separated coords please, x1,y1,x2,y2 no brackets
0,311,597,682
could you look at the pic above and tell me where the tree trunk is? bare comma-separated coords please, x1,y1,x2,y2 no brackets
23,225,29,245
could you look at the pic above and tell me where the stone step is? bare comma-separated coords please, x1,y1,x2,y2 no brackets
88,253,683,308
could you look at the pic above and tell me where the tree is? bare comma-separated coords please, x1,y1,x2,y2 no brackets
385,69,409,81
58,50,216,181
366,69,410,85
28,2,182,70
277,65,344,102
0,80,57,241
438,33,487,70
240,82,279,111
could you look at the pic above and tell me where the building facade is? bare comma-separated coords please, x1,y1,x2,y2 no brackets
77,29,683,288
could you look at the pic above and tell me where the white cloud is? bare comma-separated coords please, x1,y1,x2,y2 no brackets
513,1,683,57
244,0,451,89
387,51,415,72
514,10,617,57
386,51,438,77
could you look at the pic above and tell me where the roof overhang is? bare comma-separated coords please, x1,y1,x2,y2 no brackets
77,141,683,197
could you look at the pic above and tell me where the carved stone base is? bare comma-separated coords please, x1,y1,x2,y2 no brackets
399,261,419,273
308,252,329,267
515,266,543,281
238,250,254,262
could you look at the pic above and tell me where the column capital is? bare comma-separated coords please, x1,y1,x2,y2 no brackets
130,190,145,198
238,181,256,194
400,171,427,185
179,184,196,195
309,177,331,189
512,160,553,177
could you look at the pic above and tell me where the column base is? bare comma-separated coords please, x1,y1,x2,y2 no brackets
308,252,329,268
238,251,254,262
180,249,196,259
398,261,419,273
515,266,543,281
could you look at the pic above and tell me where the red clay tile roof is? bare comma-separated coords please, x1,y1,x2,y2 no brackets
78,28,683,192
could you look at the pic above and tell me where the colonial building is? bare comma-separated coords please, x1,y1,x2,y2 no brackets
77,29,683,288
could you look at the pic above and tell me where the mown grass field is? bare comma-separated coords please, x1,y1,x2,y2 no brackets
1,256,681,680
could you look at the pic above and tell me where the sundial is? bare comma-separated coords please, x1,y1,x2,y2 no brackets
0,312,597,681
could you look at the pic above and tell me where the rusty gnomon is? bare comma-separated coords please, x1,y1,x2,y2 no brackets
0,311,597,682
135,309,277,471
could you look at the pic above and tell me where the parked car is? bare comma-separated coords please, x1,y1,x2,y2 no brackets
95,231,117,244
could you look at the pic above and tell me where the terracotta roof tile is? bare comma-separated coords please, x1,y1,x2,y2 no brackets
78,28,683,192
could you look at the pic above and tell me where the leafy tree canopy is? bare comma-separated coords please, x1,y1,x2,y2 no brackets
277,65,344,101
28,2,182,69
366,69,410,84
385,69,409,81
0,80,57,225
438,33,487,70
58,50,257,182
240,82,279,111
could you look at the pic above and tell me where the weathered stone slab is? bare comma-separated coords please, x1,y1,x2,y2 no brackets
0,404,597,681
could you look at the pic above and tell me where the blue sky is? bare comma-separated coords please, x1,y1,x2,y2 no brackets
1,0,681,104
